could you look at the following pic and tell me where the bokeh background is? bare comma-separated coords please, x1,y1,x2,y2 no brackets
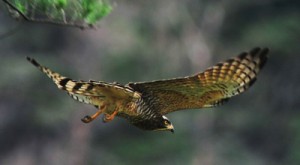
1,0,300,165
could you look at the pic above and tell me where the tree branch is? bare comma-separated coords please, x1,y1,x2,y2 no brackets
2,0,30,21
2,0,91,29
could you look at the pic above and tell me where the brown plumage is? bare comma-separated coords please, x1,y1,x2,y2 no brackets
27,47,268,132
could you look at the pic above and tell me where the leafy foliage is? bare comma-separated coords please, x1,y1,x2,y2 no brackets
4,0,112,28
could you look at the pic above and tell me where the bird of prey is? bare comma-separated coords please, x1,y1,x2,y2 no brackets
26,47,268,133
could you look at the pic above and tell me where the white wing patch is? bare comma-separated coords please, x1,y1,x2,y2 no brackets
68,93,92,104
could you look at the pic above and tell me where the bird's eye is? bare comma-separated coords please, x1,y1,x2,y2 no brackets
164,120,169,125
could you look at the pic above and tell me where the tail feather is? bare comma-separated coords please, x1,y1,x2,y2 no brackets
27,57,72,90
26,57,103,105
26,57,97,96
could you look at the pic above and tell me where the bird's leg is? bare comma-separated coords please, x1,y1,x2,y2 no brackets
81,105,105,123
103,110,118,123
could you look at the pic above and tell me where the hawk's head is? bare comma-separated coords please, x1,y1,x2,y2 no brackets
156,116,174,133
131,115,174,133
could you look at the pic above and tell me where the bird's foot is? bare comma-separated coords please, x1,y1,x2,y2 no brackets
81,107,103,123
103,111,118,123
81,115,93,123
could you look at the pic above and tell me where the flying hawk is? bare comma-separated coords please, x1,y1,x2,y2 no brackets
26,47,268,132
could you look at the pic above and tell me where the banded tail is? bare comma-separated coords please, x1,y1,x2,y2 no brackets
26,57,100,97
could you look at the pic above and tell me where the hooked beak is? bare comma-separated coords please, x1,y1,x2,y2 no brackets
170,128,174,133
167,124,175,133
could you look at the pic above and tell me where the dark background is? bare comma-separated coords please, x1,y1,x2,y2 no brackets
1,0,300,164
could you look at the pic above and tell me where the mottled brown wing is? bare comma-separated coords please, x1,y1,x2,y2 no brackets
26,57,139,105
128,47,268,115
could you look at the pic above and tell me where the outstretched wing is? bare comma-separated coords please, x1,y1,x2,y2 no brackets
26,57,139,105
127,47,268,115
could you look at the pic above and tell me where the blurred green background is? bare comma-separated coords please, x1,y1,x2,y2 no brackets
1,0,300,165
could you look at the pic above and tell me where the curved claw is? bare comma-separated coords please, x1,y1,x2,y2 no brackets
81,107,104,123
103,111,118,123
81,115,92,123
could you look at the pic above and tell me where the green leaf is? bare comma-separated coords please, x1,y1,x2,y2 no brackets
15,1,26,13
5,0,113,28
81,0,112,24
49,0,68,9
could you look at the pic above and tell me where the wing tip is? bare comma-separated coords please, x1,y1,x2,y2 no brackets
250,47,269,69
259,47,269,69
249,47,269,56
239,47,269,69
